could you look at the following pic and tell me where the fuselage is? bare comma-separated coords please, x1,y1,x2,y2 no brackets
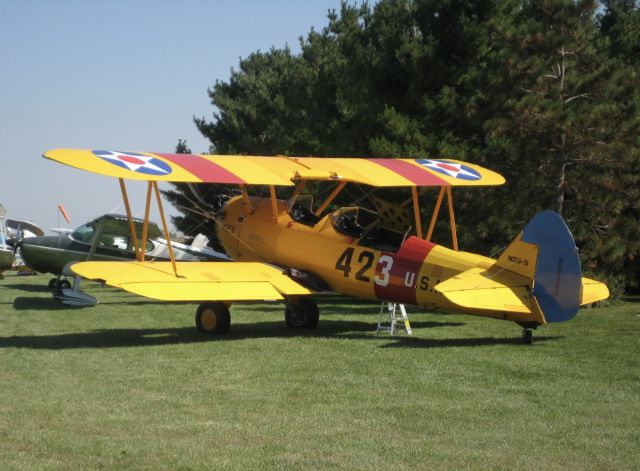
20,215,226,276
217,196,528,322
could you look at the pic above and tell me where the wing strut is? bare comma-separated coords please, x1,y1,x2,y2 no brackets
424,186,458,251
153,181,180,277
411,186,423,239
269,185,279,222
426,187,445,243
118,178,142,259
446,187,458,252
315,181,346,216
139,181,153,262
117,178,180,277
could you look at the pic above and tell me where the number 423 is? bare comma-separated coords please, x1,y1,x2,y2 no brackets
335,247,432,290
335,247,394,288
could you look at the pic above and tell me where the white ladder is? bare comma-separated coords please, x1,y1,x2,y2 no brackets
376,302,412,335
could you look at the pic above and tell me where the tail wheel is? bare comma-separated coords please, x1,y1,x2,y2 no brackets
195,302,231,334
285,297,319,329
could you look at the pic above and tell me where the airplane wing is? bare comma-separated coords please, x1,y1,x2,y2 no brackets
43,149,505,187
71,261,311,301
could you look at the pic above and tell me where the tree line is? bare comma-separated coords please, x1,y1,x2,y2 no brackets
165,0,640,295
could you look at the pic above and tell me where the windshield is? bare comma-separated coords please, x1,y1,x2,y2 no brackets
71,223,95,243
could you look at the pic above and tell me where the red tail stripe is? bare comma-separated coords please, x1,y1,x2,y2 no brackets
374,236,436,305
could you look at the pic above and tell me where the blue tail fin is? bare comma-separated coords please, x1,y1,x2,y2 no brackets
522,211,582,323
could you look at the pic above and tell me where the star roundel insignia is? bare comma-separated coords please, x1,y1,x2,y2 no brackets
415,159,481,181
92,150,172,176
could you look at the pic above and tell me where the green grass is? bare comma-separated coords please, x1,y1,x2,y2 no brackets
0,273,638,470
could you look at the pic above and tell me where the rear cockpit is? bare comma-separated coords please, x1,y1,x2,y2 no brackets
286,195,406,252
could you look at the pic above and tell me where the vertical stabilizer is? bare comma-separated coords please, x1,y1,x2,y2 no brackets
521,211,582,323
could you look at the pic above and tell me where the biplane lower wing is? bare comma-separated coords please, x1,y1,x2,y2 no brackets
71,261,311,301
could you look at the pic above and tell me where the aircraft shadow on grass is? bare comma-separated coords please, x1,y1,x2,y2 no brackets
11,296,188,310
3,283,53,294
379,334,561,348
0,314,558,350
5,294,559,349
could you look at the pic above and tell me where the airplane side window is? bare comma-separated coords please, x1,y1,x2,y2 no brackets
97,233,128,250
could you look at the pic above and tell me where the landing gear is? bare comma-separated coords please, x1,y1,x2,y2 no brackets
59,279,72,290
522,329,533,345
285,297,319,329
48,277,71,290
195,302,231,334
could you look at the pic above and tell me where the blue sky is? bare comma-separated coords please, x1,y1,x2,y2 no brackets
0,0,345,233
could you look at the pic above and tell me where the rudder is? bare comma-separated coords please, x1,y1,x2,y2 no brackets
521,211,582,323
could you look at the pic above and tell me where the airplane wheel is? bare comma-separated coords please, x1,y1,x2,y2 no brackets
195,302,230,334
58,279,72,290
285,297,319,329
522,329,533,345
48,278,58,289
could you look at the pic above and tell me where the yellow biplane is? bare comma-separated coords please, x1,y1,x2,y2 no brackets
43,149,609,344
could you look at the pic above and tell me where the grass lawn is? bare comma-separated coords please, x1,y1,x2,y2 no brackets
0,273,638,470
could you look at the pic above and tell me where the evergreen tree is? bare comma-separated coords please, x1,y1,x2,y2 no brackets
483,0,640,292
172,0,639,292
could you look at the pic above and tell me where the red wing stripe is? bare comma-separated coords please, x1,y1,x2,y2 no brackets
155,153,245,184
368,159,449,186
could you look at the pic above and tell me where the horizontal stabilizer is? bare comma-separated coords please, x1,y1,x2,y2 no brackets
581,277,610,305
435,267,534,315
71,261,310,301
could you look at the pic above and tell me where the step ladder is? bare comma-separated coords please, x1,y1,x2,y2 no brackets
376,302,412,335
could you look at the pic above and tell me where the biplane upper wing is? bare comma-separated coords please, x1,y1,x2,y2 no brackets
43,149,505,187
71,261,311,301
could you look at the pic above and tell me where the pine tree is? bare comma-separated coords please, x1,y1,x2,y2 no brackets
174,0,639,292
483,0,640,292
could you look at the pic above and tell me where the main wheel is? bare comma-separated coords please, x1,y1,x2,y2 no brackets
58,279,72,290
285,297,319,329
195,302,231,334
48,278,58,289
522,329,533,345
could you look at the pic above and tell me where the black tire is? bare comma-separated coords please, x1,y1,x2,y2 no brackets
285,297,319,329
522,329,533,345
48,278,58,289
58,279,72,290
195,302,231,334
